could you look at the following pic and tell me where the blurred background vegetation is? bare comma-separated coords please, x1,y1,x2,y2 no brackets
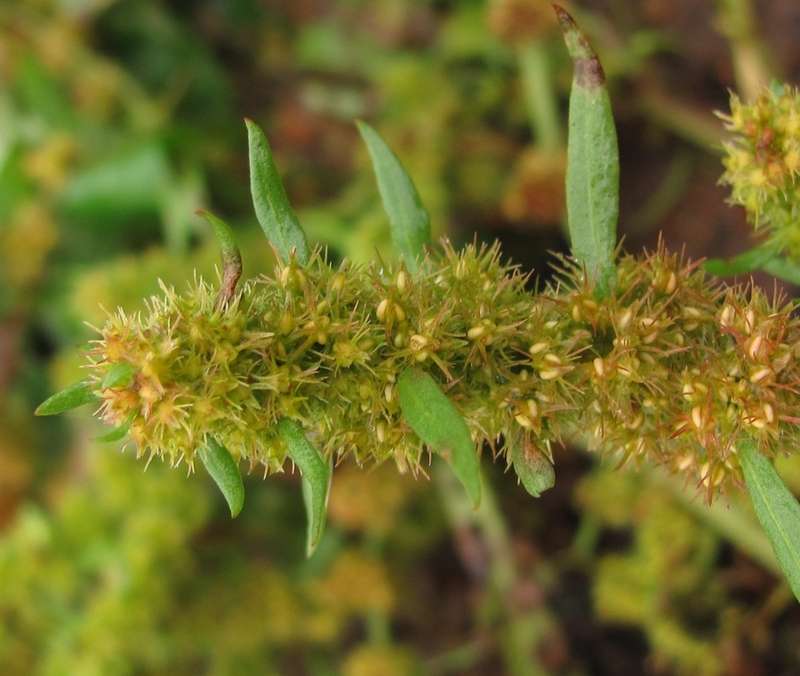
3,0,800,673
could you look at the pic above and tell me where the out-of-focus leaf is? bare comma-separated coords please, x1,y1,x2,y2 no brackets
61,144,171,223
703,244,779,276
762,257,800,286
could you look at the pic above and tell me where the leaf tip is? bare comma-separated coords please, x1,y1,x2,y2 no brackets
199,438,246,519
553,4,606,88
35,380,99,416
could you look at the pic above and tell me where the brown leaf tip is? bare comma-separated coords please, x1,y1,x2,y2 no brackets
553,4,606,89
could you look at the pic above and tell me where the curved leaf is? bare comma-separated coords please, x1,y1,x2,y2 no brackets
277,417,332,556
198,437,245,518
197,210,243,308
397,368,481,508
245,118,310,265
356,120,431,271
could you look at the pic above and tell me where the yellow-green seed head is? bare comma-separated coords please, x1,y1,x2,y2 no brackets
84,243,800,501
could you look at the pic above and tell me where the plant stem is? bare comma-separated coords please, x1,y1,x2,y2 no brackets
518,41,562,155
647,467,781,576
435,462,555,676
714,0,775,100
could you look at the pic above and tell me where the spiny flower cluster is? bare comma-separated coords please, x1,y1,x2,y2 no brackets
719,83,800,256
85,241,800,498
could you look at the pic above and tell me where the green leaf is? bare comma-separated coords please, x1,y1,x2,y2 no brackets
510,438,555,498
741,440,800,602
245,118,310,266
703,244,779,276
35,380,99,416
555,5,618,299
277,417,332,556
397,368,481,508
703,244,800,286
198,437,245,518
93,414,134,442
761,257,800,287
61,144,171,225
356,120,431,272
196,210,243,308
101,363,136,390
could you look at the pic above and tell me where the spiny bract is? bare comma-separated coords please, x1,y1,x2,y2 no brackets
85,241,800,498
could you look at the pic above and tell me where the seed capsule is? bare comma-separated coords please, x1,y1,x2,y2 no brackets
409,334,429,351
529,342,548,355
396,270,408,293
376,298,389,322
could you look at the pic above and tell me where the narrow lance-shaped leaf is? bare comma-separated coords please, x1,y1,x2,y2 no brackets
397,369,481,508
245,118,310,266
510,437,555,498
277,417,333,556
198,437,245,518
555,5,618,299
35,380,99,416
741,440,800,602
197,210,243,309
356,120,431,272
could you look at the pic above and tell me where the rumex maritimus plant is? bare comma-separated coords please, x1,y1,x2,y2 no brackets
37,6,800,598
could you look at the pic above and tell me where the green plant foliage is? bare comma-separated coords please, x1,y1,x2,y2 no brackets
509,437,555,498
0,449,213,675
35,380,99,416
555,5,619,299
702,242,779,276
102,363,137,390
356,120,431,271
196,210,243,309
246,119,311,266
61,238,800,510
277,417,332,556
198,437,245,518
741,440,800,601
61,144,172,225
397,368,482,508
25,0,800,632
